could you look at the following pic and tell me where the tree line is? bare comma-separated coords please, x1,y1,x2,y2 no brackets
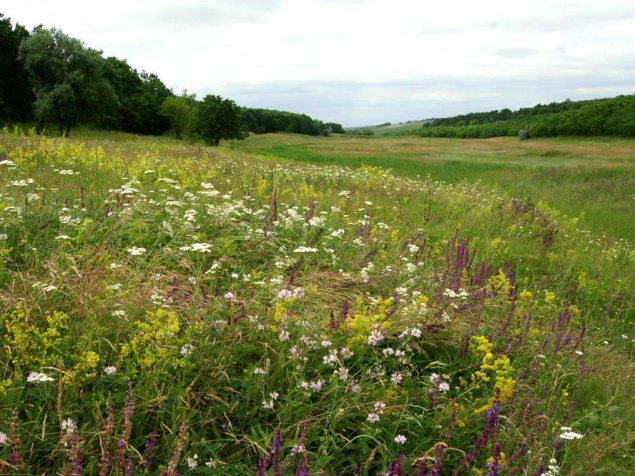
395,95,635,139
0,14,343,144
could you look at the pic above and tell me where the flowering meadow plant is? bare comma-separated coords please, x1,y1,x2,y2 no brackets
0,127,633,474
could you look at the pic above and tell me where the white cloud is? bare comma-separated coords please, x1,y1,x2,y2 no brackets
4,0,635,126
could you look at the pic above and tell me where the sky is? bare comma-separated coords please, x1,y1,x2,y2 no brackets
4,0,635,127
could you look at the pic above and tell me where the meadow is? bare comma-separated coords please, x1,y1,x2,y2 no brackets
237,133,635,242
0,127,634,475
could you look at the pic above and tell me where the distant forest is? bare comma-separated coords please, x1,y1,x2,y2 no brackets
0,13,344,140
393,95,635,139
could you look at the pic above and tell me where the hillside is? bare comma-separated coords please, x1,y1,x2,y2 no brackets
0,127,633,474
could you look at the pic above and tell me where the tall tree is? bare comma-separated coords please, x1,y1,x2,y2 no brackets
135,71,172,135
100,56,143,132
0,13,34,122
160,92,194,139
191,94,246,146
18,27,116,136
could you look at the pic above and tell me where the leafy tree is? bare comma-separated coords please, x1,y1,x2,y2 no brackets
161,92,194,139
100,56,143,132
18,27,116,136
191,94,246,146
135,71,172,135
0,14,34,122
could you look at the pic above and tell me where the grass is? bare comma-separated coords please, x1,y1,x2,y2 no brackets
236,134,635,242
0,127,633,475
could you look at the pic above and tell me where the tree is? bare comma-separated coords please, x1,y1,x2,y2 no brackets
0,14,34,122
161,92,194,139
100,56,143,132
135,71,172,135
18,27,116,136
191,94,246,146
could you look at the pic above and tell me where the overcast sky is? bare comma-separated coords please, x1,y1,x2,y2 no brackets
4,0,635,127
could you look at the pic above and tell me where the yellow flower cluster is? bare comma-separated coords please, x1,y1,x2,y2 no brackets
469,335,516,414
2,303,69,369
346,297,394,346
120,309,182,372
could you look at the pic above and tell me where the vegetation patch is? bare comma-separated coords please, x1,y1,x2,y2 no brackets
0,128,633,474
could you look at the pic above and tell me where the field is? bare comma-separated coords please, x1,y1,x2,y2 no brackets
237,133,635,242
0,127,634,475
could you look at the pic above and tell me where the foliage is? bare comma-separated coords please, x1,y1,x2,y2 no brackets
0,127,633,474
17,27,117,136
161,93,193,139
240,107,343,136
398,95,635,139
192,94,246,146
0,14,33,122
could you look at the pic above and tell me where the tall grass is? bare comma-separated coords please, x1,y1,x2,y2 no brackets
0,127,633,474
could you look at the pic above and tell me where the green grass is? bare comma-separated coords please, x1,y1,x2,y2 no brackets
0,127,633,475
236,134,635,242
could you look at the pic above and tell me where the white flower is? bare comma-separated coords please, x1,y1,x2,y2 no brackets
27,372,54,382
394,434,407,444
559,429,584,440
367,412,380,423
104,366,117,375
61,418,76,434
0,432,9,445
293,246,319,253
253,367,266,375
438,382,450,393
374,401,386,414
278,329,290,341
180,344,194,356
186,454,199,469
127,246,146,256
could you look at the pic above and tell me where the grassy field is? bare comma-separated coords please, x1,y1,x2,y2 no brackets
0,127,634,475
236,134,635,242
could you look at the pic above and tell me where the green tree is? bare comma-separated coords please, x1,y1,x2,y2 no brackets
161,92,193,139
192,94,246,146
0,13,34,122
100,56,143,132
18,27,116,136
135,71,172,135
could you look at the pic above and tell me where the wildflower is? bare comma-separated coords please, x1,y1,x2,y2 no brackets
368,328,385,345
374,401,386,413
224,291,235,300
186,454,199,469
0,432,9,445
27,372,54,382
293,444,306,453
180,344,194,356
293,246,319,253
410,328,422,338
61,418,77,434
348,381,361,393
104,366,117,375
338,366,349,381
254,367,266,375
309,380,324,393
340,347,353,359
321,339,332,348
559,427,584,440
279,329,290,341
391,372,404,384
367,412,380,423
438,382,450,393
394,435,407,444
127,246,146,256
